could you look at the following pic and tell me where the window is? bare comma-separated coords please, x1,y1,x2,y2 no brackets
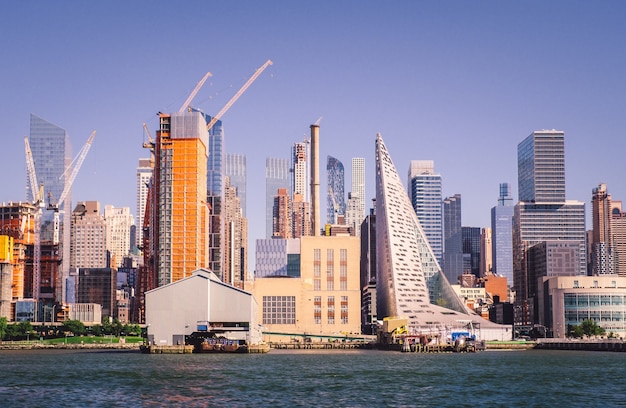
262,296,296,325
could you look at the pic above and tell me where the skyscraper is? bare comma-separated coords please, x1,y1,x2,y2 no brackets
513,130,586,325
225,153,247,217
265,158,291,238
272,188,291,239
462,226,481,278
292,142,308,202
518,130,565,203
204,114,224,278
351,157,365,218
149,111,209,286
408,160,443,266
135,158,152,254
375,133,496,332
104,205,133,268
28,114,72,302
70,201,107,269
611,201,626,276
591,183,614,275
223,176,247,288
491,183,514,285
443,194,463,284
327,156,345,224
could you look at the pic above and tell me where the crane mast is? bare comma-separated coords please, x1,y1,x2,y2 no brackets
24,136,44,302
206,59,273,131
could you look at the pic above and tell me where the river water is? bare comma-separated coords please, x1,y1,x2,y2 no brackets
0,348,623,407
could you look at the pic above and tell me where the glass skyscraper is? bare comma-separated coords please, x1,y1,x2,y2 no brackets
443,194,463,284
29,114,72,302
265,158,290,238
491,182,514,285
514,130,586,325
408,160,443,267
326,155,345,224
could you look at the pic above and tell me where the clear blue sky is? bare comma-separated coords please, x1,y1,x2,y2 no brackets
2,1,625,251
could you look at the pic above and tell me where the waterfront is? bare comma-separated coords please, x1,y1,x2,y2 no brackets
0,349,624,407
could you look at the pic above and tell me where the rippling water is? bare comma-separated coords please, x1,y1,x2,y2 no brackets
0,349,624,407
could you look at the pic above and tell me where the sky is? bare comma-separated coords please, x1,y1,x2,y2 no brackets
1,1,626,254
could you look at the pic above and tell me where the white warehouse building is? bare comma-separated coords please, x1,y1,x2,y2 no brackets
145,269,261,346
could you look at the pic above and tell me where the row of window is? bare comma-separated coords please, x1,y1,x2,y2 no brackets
262,295,349,325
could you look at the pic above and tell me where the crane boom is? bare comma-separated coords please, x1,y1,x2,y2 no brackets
178,71,212,113
56,130,96,209
24,136,41,204
206,59,273,131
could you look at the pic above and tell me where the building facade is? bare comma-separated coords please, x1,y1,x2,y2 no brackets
443,194,463,284
327,155,346,225
70,201,107,269
351,157,365,219
265,158,291,238
135,158,152,254
225,153,247,217
408,160,443,266
491,182,514,285
104,205,133,268
591,183,614,275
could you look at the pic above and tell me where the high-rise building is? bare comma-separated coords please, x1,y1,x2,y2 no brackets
135,158,152,254
591,183,614,275
272,188,291,239
351,157,365,218
375,134,469,322
327,156,345,225
518,130,565,203
345,193,361,236
28,114,72,302
491,183,514,285
77,267,116,317
70,201,107,269
612,201,626,277
408,160,443,266
225,153,247,217
291,193,310,239
104,205,133,268
148,112,209,287
223,176,247,288
462,227,481,278
443,194,463,284
513,130,586,326
265,158,290,238
292,142,308,202
204,114,224,278
480,227,492,276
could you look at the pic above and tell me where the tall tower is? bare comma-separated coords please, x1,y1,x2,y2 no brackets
514,130,586,325
491,182,514,285
272,188,292,239
351,157,365,218
265,158,290,238
310,124,320,236
408,160,443,266
223,176,247,288
104,205,133,268
135,158,152,255
518,130,565,203
70,201,107,269
327,156,345,224
591,183,614,275
225,153,247,217
151,112,209,286
611,201,626,276
204,114,223,278
292,142,308,202
28,114,72,303
443,194,463,284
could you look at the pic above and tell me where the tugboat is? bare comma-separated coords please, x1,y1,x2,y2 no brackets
187,332,248,353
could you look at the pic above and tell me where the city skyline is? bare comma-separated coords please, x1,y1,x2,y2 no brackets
2,2,626,249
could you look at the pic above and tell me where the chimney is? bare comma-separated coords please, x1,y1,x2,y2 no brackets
310,124,320,236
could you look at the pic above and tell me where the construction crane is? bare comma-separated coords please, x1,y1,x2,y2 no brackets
24,136,44,301
48,131,97,245
142,122,155,150
205,59,273,131
178,71,212,113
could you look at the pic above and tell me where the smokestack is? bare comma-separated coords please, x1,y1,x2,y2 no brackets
310,124,320,236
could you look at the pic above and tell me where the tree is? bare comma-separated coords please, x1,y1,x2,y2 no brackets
64,320,86,336
0,317,7,340
580,319,605,338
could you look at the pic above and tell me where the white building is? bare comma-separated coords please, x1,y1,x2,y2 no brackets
135,158,152,253
104,205,133,268
145,269,260,346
